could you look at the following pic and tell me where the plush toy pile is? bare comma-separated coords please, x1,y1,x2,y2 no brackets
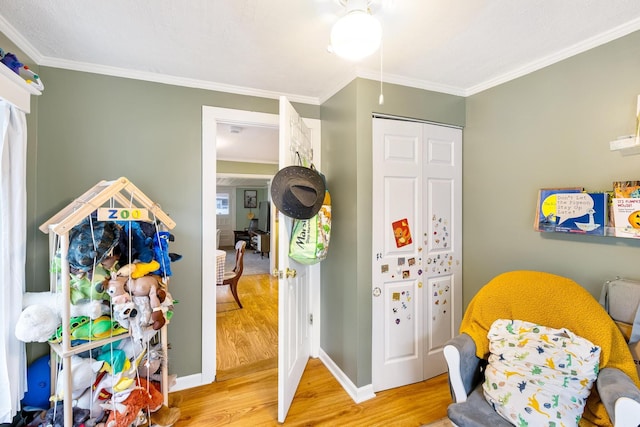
17,217,182,427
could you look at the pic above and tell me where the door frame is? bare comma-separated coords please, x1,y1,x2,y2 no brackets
201,106,320,385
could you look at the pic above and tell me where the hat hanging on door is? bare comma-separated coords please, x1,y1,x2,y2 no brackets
271,165,326,220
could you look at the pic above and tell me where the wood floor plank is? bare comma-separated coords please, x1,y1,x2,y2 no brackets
172,358,451,426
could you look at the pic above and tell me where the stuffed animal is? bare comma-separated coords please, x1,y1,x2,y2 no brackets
68,218,121,273
145,403,181,427
117,261,159,279
111,300,137,328
15,292,110,343
151,231,182,277
0,50,23,74
101,273,167,330
137,343,164,383
51,355,97,402
103,378,163,427
26,402,90,427
115,221,155,265
48,315,128,343
50,255,112,304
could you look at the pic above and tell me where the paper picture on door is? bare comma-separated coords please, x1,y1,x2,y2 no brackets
392,218,412,248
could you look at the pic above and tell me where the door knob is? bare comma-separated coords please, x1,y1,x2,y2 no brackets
286,268,297,278
272,268,297,278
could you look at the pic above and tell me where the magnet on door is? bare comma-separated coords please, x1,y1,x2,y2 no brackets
392,218,412,248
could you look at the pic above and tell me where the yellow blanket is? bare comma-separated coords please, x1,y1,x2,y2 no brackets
460,270,640,427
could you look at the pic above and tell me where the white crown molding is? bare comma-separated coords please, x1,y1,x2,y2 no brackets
38,56,321,105
355,67,467,97
466,16,640,96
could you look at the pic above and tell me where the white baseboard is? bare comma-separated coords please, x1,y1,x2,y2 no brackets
170,351,377,405
171,373,205,392
318,348,376,404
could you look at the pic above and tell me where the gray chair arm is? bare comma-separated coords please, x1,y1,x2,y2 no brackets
443,333,483,403
596,367,640,427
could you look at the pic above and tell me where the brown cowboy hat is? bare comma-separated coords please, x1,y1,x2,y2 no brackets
271,166,326,219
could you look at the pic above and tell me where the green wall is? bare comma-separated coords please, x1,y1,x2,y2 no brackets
464,30,640,304
217,160,278,175
320,78,465,387
27,66,318,376
235,187,268,231
12,26,640,391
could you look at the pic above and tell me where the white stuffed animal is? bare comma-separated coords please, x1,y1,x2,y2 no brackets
52,355,97,402
15,292,110,343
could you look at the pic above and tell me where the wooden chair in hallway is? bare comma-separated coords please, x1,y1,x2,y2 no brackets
218,240,246,308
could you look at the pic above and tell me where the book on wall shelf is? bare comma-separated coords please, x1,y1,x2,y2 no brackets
613,181,640,198
612,197,640,238
534,187,583,232
535,188,609,235
611,181,640,237
552,192,608,236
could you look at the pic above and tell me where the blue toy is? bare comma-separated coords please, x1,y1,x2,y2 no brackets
21,355,50,409
0,49,23,74
152,231,182,276
116,221,154,265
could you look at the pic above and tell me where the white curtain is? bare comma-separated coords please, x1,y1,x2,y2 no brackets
0,99,27,423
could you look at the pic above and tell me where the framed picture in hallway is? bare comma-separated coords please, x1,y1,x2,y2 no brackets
244,190,257,208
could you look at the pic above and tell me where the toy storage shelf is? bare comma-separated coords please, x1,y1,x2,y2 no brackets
48,333,131,358
39,177,176,427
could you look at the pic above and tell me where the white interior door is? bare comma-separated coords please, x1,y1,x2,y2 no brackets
421,123,462,379
372,119,425,391
277,96,313,422
371,118,462,391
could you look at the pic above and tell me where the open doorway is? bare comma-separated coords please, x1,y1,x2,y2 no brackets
215,174,276,380
201,107,280,385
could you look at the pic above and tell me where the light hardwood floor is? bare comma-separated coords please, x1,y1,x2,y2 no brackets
172,359,452,426
175,273,452,425
215,274,278,373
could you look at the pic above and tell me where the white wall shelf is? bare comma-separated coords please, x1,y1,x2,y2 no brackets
0,62,41,113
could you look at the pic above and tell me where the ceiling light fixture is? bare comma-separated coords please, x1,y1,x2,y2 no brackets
330,0,382,61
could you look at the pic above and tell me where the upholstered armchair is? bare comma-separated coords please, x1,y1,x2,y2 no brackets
444,271,640,427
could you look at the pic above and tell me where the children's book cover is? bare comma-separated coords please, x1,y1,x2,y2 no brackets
612,198,640,238
613,181,640,198
534,187,583,232
552,192,608,235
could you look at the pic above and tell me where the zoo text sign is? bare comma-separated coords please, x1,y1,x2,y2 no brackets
97,208,149,221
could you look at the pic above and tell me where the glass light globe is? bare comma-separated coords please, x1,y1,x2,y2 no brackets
330,9,382,61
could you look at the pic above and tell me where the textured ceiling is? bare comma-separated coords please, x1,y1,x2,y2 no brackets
2,1,640,104
216,123,278,165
